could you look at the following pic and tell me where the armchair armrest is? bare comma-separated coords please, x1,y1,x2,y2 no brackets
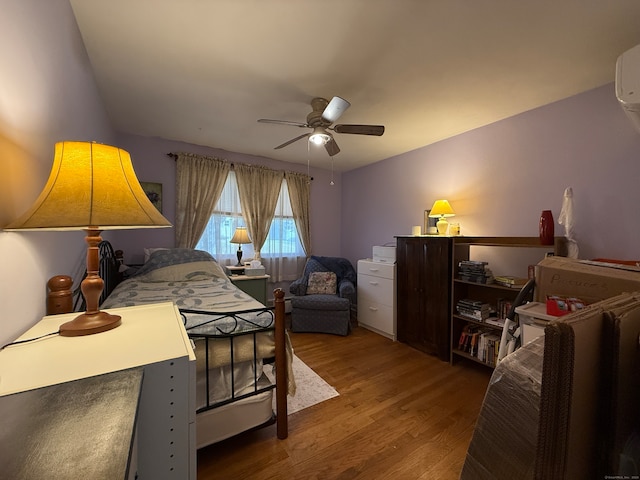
338,279,355,299
289,278,307,296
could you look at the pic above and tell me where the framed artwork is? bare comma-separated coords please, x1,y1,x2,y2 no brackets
140,182,163,213
424,209,437,234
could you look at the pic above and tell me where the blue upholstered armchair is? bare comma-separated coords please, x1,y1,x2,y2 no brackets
289,256,357,335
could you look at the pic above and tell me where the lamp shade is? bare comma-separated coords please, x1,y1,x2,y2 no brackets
428,199,455,218
5,141,171,231
4,141,172,337
230,226,251,244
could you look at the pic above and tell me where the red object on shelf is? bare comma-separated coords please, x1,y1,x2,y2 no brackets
546,295,586,316
539,210,554,245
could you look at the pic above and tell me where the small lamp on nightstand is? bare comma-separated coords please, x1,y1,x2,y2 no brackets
428,200,456,235
230,227,251,266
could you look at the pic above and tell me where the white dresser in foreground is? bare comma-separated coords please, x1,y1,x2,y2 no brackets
0,302,196,480
357,259,397,340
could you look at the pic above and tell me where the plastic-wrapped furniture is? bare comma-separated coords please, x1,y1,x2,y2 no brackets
460,292,640,480
289,256,356,336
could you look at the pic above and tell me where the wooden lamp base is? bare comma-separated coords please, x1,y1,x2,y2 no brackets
59,227,122,337
59,311,121,337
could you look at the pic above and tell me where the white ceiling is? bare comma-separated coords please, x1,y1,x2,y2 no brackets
69,0,640,172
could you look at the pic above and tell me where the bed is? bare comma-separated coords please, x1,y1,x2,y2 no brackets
97,245,292,448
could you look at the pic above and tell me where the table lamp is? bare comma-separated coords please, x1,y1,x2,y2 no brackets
4,141,172,336
230,226,251,266
428,199,455,235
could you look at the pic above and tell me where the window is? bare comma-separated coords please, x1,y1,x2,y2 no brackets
196,171,305,281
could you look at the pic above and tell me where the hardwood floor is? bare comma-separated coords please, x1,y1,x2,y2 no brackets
197,324,492,480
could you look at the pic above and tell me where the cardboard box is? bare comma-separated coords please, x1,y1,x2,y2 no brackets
535,256,640,304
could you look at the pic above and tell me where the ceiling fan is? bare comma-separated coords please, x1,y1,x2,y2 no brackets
258,96,385,156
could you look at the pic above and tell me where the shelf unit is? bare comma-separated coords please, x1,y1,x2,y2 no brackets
450,236,567,368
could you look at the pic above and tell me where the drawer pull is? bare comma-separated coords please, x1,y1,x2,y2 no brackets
369,268,379,272
368,306,379,311
369,281,379,286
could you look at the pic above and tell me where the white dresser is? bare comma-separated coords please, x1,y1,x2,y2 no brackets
0,302,196,480
357,259,397,340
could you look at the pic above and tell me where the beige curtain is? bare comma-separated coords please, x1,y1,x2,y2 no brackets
284,171,312,256
175,153,230,248
234,163,281,259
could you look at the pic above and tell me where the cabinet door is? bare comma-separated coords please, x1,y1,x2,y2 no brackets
396,237,451,360
396,237,428,349
422,238,452,360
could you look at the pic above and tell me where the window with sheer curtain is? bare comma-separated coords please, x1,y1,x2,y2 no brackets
195,171,306,282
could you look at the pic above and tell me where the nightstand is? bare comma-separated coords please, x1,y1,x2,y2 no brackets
229,274,270,305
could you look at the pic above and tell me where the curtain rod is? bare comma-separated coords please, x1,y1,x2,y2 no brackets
166,152,313,180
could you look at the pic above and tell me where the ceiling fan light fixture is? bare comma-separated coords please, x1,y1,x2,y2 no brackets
309,127,331,145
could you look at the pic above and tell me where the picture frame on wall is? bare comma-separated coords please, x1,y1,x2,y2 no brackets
140,182,163,213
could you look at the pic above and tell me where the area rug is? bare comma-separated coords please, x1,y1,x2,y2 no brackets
266,355,339,415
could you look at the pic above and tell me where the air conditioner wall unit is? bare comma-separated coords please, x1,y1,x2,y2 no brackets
616,44,640,132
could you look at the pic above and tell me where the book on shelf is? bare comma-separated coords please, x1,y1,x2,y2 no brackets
456,299,491,321
458,326,501,366
484,317,506,328
458,261,494,284
478,332,501,366
497,299,513,320
493,275,529,288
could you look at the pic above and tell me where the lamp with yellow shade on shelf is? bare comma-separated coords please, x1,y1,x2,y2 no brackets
428,199,456,235
4,141,172,337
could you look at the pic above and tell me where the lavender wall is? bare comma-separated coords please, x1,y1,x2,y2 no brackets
111,133,343,264
0,0,115,344
342,84,640,268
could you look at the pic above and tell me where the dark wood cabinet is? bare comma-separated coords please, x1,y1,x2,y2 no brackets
396,236,456,361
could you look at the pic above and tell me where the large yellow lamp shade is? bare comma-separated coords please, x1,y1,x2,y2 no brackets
5,141,172,336
428,199,456,235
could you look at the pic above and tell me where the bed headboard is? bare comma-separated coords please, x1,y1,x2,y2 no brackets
73,240,123,311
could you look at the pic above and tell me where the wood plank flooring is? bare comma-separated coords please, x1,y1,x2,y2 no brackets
197,324,491,480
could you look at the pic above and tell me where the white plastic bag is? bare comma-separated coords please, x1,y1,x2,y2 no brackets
558,187,579,258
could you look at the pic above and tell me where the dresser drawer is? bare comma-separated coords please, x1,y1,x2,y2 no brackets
358,299,396,340
357,260,395,280
357,274,395,307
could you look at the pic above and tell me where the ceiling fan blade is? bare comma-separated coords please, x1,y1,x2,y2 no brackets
274,133,309,150
258,118,308,128
321,96,351,124
333,124,385,136
325,137,340,156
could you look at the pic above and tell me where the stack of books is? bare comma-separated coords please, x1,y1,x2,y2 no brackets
458,260,494,284
493,275,529,289
456,298,491,321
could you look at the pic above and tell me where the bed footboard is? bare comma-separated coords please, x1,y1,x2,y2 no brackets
273,288,288,439
183,288,288,442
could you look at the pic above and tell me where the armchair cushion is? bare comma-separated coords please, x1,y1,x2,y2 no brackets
306,271,337,295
